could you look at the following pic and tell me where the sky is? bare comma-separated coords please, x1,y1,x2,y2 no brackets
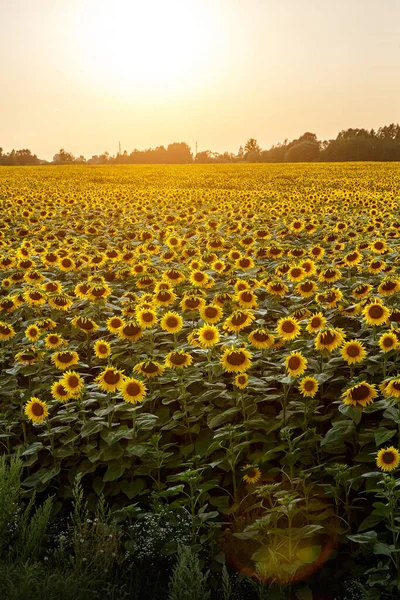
1,0,399,160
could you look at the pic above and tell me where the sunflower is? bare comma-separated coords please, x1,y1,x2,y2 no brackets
265,280,289,297
51,381,71,402
285,352,308,377
220,346,252,373
160,311,184,333
51,350,80,370
60,370,84,397
74,282,92,300
118,321,143,341
248,329,275,349
15,346,41,365
133,360,165,378
318,267,342,283
341,382,378,407
362,302,390,327
378,278,400,297
189,270,209,287
385,378,400,399
23,289,46,306
295,280,317,298
120,377,147,404
287,266,306,283
197,324,220,348
180,295,205,312
0,322,16,341
153,289,177,307
376,447,400,472
48,295,73,311
44,333,66,349
95,367,124,392
71,316,99,334
242,464,261,484
315,328,345,352
379,332,398,353
276,317,301,341
344,250,362,266
223,310,255,333
165,350,193,369
93,339,111,359
199,304,223,324
24,397,49,424
136,308,158,329
24,324,41,342
58,256,75,272
107,316,125,334
235,373,249,389
340,341,367,365
298,376,319,398
235,289,258,309
370,240,388,254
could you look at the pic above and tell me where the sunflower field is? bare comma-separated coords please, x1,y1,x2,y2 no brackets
1,163,400,599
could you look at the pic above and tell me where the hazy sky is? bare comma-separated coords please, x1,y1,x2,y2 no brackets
1,0,399,159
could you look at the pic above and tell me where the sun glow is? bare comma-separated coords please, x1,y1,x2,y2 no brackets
73,0,224,97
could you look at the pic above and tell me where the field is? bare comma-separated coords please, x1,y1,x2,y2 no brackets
1,162,400,599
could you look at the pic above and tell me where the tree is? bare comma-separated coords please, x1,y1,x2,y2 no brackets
166,142,193,164
244,138,261,161
284,140,320,163
53,149,75,164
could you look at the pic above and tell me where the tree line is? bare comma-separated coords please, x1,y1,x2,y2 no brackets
2,123,400,165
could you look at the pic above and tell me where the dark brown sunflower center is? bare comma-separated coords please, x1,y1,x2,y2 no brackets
98,344,108,354
92,287,106,297
158,292,171,301
271,284,284,292
291,268,302,278
166,317,178,328
382,281,396,291
324,269,336,278
1,300,14,309
281,321,295,333
203,330,216,341
0,325,11,335
126,382,141,396
239,259,251,267
32,403,44,416
320,331,336,345
57,384,69,396
304,380,315,391
76,318,95,330
142,362,158,373
374,242,384,250
382,451,395,464
67,376,79,388
301,282,313,292
205,307,218,318
383,337,394,348
170,353,187,365
142,312,155,322
193,272,205,282
186,298,200,309
58,352,74,363
371,262,382,269
253,332,269,342
123,324,141,336
288,356,301,370
227,352,246,366
231,314,248,326
110,319,122,328
29,292,42,300
346,344,361,357
351,385,370,401
54,297,68,306
240,292,253,302
62,259,72,268
368,305,384,319
103,370,121,385
391,382,400,391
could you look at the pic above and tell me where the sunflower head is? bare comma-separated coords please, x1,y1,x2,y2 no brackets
242,464,261,484
376,446,400,472
24,397,49,424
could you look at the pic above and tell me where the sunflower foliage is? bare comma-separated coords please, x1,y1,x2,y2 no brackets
1,163,400,596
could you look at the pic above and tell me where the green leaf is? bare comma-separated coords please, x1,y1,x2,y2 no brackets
102,442,124,461
103,459,125,482
347,531,378,544
296,546,322,564
374,428,396,447
207,407,240,428
373,542,392,557
321,420,355,446
120,478,146,499
81,421,106,437
22,442,43,456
